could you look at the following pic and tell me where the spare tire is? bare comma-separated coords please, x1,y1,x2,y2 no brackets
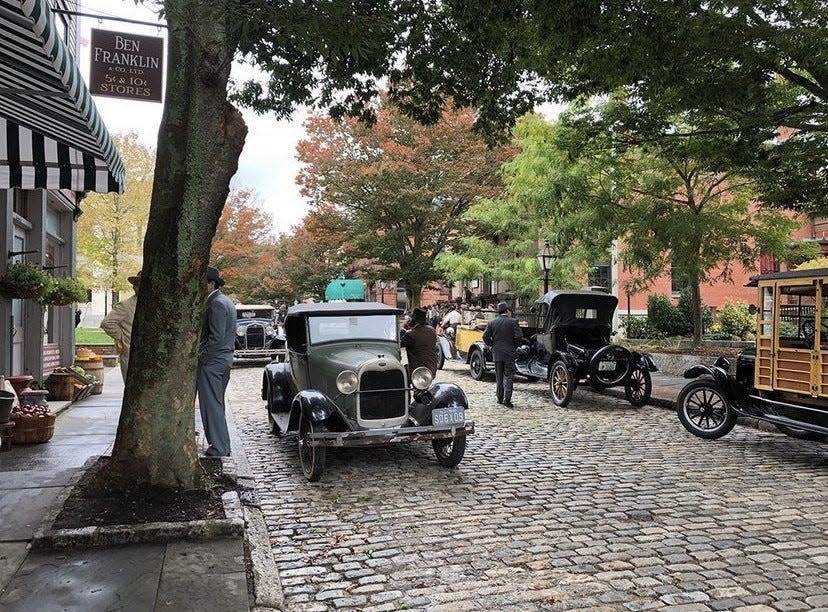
588,344,632,386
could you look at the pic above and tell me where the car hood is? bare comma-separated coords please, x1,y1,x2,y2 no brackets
309,342,401,371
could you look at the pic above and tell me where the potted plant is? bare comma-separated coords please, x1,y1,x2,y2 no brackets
0,262,50,300
39,276,87,306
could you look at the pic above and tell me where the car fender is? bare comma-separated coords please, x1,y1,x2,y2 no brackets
263,361,292,409
290,390,351,433
683,364,729,386
548,351,578,374
631,351,659,372
466,341,491,364
437,336,453,359
408,382,469,426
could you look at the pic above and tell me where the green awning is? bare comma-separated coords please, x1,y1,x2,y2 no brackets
0,0,125,192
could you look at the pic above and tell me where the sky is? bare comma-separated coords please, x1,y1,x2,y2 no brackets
78,0,309,235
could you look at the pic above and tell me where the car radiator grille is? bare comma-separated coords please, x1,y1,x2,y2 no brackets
359,370,406,421
244,325,265,349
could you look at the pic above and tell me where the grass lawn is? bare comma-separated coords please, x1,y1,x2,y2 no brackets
75,327,114,345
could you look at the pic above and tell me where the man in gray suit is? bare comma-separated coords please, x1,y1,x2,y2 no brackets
197,266,237,456
483,302,523,408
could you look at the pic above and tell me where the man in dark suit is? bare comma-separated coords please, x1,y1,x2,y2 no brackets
197,266,237,456
483,302,523,408
400,307,439,376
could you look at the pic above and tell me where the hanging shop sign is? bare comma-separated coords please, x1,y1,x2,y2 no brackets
89,29,164,102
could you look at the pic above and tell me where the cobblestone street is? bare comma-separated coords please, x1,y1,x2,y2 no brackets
229,361,828,612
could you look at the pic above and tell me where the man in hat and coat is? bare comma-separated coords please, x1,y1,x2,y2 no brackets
101,271,141,381
400,307,439,376
197,266,237,457
483,302,523,408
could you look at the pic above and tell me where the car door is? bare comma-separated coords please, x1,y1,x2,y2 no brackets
286,315,309,393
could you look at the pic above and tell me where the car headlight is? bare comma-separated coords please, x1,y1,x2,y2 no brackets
236,325,245,336
265,325,276,336
411,366,434,390
336,370,358,394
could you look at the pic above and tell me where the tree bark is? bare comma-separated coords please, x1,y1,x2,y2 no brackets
691,278,703,346
408,284,422,309
95,1,246,490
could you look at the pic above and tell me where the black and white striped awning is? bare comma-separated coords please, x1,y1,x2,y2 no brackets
0,0,125,193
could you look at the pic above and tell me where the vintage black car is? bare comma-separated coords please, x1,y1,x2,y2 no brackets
463,291,656,406
234,304,286,361
677,268,828,442
261,302,475,481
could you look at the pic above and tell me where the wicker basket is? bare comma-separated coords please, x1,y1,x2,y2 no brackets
11,413,56,444
45,372,75,401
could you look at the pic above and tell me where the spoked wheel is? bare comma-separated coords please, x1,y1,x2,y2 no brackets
432,435,467,467
624,367,652,407
298,414,326,481
548,360,574,407
676,379,736,439
469,350,486,381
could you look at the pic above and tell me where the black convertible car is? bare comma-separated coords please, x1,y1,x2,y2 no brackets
515,290,657,407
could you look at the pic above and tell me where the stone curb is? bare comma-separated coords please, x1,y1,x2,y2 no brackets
243,506,284,610
225,397,285,611
31,455,244,551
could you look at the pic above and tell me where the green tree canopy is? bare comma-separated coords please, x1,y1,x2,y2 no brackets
487,104,815,342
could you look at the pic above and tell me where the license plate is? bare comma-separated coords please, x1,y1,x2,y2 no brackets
431,406,464,427
599,361,615,371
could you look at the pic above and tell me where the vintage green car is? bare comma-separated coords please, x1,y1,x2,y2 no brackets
261,302,475,481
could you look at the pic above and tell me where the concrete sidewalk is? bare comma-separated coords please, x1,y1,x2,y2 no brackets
0,367,250,612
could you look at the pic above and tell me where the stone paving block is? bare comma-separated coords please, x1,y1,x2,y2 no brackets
228,364,828,612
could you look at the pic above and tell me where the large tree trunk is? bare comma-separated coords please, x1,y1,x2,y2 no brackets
96,1,246,490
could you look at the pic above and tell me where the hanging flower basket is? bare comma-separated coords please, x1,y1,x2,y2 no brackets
0,262,50,300
38,276,88,306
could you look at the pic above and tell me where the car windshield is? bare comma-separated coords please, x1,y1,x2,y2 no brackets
237,307,274,320
308,315,398,344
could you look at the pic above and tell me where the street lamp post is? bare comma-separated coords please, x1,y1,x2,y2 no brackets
537,240,554,294
379,280,387,304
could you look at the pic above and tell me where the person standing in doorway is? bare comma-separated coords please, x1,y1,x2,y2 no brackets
197,266,237,457
100,271,141,382
483,302,523,408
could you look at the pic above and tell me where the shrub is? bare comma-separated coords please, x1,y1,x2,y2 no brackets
676,287,713,335
716,299,754,339
621,315,665,340
647,294,688,336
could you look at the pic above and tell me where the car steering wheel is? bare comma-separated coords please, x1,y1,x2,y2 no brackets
799,319,828,347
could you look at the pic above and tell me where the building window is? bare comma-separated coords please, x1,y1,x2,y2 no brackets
588,264,611,291
670,264,690,294
759,253,779,275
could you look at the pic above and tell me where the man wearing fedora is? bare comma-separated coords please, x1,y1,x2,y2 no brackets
101,271,142,381
197,266,237,457
400,307,439,376
483,302,523,408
